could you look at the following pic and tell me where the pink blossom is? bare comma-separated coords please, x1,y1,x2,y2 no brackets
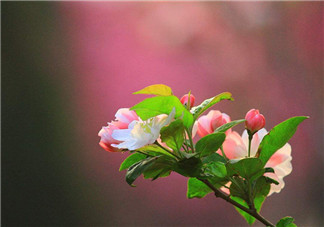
245,109,266,133
180,94,195,108
195,110,231,137
98,108,139,152
219,129,292,196
112,108,175,151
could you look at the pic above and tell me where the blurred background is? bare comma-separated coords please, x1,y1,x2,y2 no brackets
2,2,323,226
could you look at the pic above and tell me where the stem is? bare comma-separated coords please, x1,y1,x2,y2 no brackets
182,131,190,152
220,145,229,161
182,145,188,152
247,179,255,210
248,133,253,157
154,141,181,160
186,127,195,153
198,178,275,227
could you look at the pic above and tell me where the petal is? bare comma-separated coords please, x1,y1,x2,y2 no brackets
115,108,138,124
192,121,198,138
112,128,133,141
265,172,285,196
197,115,213,137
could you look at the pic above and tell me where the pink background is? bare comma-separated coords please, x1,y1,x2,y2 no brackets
2,2,323,226
59,2,323,226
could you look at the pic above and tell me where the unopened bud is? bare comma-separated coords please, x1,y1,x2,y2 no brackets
180,94,195,108
245,109,265,134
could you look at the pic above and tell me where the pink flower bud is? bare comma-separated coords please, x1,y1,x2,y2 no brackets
245,109,265,134
180,94,195,108
196,110,231,137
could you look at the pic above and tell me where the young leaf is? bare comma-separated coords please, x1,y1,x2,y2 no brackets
258,116,308,165
191,92,233,119
276,217,297,227
130,96,194,128
214,119,245,133
119,153,147,171
137,144,176,159
226,158,263,179
160,119,185,152
196,132,226,157
125,156,159,186
187,178,212,199
133,84,173,96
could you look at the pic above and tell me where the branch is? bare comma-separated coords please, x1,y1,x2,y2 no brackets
198,178,275,227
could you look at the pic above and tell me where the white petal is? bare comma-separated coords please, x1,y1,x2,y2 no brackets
112,128,132,141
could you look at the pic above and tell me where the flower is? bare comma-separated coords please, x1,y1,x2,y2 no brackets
195,110,231,137
98,108,139,152
180,94,195,108
245,109,265,134
111,108,176,150
220,129,292,196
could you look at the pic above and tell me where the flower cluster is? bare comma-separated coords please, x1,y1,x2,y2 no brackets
98,84,307,226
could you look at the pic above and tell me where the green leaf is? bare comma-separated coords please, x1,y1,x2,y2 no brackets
125,156,159,186
143,156,174,180
232,196,266,225
119,153,147,171
249,169,265,182
232,176,270,225
174,156,202,177
137,144,176,159
276,217,297,227
252,176,271,198
196,133,226,157
265,176,279,185
214,119,245,133
202,153,226,164
191,92,233,119
265,167,275,173
187,178,212,199
226,158,263,179
131,96,194,128
202,161,227,178
179,151,198,159
229,177,247,200
258,116,308,165
160,119,185,152
133,84,173,96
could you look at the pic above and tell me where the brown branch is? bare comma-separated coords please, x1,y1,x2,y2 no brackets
198,178,275,227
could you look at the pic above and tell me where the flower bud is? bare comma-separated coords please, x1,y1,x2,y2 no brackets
180,94,195,108
245,109,265,134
